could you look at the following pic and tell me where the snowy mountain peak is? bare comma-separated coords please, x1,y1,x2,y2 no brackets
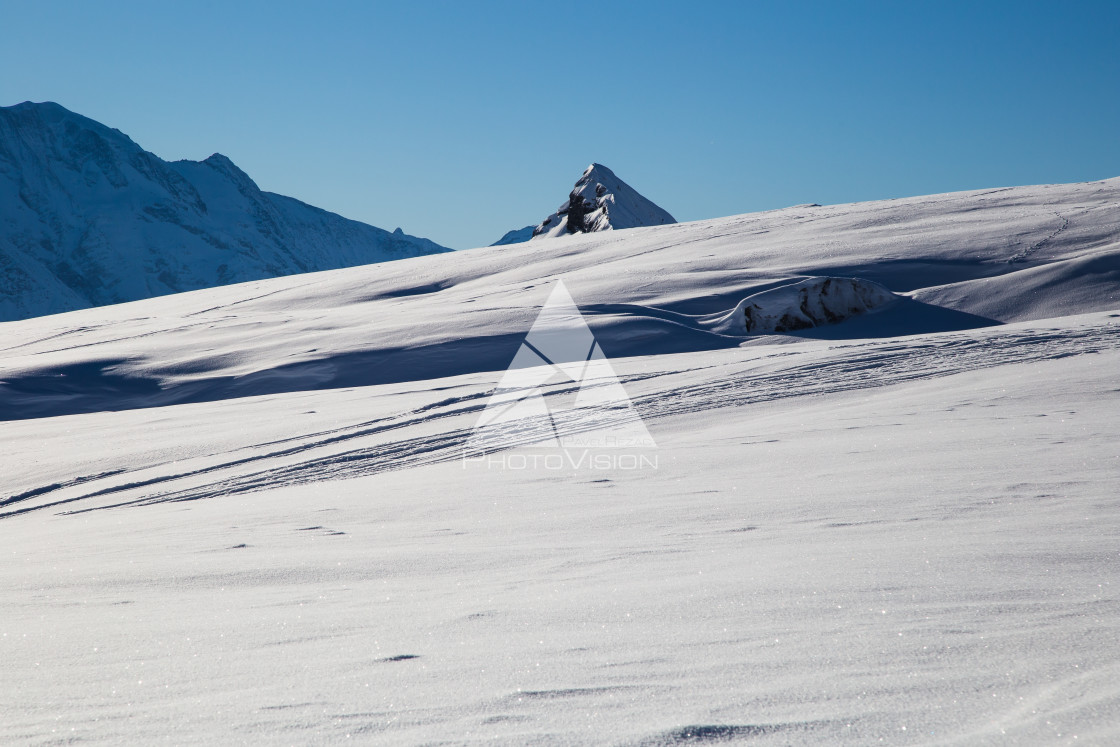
0,102,450,321
8,100,133,142
531,163,676,239
200,152,259,190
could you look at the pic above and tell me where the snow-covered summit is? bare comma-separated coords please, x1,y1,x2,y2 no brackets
531,163,676,239
0,101,450,321
490,225,536,246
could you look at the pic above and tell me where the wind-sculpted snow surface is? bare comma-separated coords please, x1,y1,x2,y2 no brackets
1,313,1118,744
0,102,449,321
2,175,1120,744
3,312,1117,517
2,175,1119,421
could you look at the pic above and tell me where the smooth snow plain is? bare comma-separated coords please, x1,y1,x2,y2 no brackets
2,178,1119,745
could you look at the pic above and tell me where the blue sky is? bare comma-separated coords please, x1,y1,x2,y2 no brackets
2,1,1118,249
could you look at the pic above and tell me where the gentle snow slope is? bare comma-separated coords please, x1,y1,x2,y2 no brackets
2,176,1117,420
1,176,1119,744
0,102,449,321
1,314,1118,744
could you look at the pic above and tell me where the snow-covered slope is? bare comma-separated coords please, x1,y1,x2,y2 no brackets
530,163,676,239
0,102,449,321
3,174,1116,420
2,176,1119,744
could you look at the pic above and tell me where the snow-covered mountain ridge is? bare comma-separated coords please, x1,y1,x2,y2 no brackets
0,102,449,321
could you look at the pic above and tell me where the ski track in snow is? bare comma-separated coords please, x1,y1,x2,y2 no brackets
6,318,1116,518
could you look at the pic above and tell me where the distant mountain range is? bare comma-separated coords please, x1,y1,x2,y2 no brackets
492,163,676,245
0,102,450,321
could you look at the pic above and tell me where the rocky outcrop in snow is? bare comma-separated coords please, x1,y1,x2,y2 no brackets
531,163,675,239
0,102,450,321
708,277,898,335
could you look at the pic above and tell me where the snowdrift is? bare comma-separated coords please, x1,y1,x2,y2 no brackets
707,277,897,335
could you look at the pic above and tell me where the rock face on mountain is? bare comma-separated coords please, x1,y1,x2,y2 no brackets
0,102,449,321
706,277,899,335
530,163,675,239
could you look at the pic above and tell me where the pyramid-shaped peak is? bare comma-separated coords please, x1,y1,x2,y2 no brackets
581,162,617,179
531,163,676,240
